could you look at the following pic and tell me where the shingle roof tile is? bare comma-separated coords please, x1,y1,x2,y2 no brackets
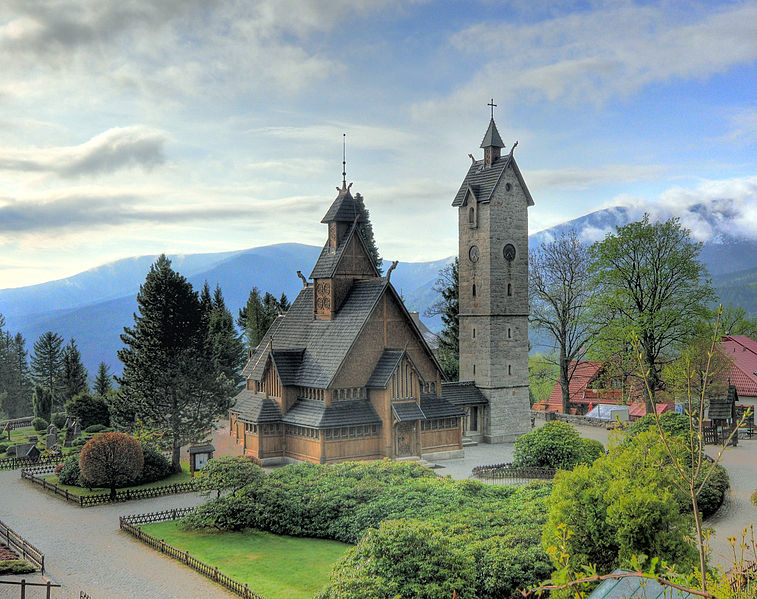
282,398,382,428
230,390,282,423
441,381,489,406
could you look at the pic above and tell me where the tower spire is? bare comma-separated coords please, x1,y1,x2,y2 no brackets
481,100,505,167
342,133,346,189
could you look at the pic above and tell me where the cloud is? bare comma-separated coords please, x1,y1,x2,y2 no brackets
0,126,167,177
724,108,757,145
529,164,667,190
598,177,757,242
0,191,324,236
442,2,757,106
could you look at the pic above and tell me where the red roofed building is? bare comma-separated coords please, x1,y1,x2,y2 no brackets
534,360,670,420
720,335,757,408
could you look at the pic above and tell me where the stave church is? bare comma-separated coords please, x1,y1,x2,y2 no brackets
229,110,532,464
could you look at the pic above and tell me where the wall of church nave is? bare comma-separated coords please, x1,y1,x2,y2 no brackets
420,426,461,453
323,437,382,463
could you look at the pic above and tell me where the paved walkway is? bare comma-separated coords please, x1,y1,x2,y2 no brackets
0,470,234,599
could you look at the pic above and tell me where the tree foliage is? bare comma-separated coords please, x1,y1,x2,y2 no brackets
61,338,89,407
205,285,245,388
529,353,558,406
32,385,52,422
425,258,459,380
237,287,284,351
354,192,383,274
66,392,110,429
114,255,229,471
30,331,64,410
195,456,265,498
530,231,594,413
0,316,33,418
588,216,715,411
662,335,733,404
79,432,144,499
93,362,113,397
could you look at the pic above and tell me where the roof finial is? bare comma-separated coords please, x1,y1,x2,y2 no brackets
342,133,347,189
488,98,497,120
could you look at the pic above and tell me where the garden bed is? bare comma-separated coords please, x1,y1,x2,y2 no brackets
138,521,348,599
43,465,193,497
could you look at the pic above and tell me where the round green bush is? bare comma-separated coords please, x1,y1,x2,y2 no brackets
697,464,730,519
66,393,110,430
580,438,605,464
31,417,48,432
513,421,585,470
58,455,82,486
51,412,67,429
135,446,172,484
628,412,690,438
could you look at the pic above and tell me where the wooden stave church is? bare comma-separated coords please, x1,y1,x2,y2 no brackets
229,182,477,465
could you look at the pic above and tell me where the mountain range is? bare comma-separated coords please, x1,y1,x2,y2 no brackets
2,206,757,379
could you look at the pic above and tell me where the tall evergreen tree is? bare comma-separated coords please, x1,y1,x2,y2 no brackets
94,362,113,397
115,255,229,471
0,318,33,418
32,384,52,422
208,285,245,388
425,258,459,380
237,287,269,351
30,331,64,410
61,338,89,409
279,293,291,313
354,192,383,274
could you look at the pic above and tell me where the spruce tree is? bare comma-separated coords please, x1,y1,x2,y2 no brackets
32,385,52,422
425,259,459,380
115,255,229,471
30,331,64,409
0,319,33,418
61,338,89,409
237,287,268,350
208,285,245,387
279,293,291,313
94,362,113,397
354,193,383,274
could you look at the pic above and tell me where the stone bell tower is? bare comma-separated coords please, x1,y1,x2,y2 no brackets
451,105,533,443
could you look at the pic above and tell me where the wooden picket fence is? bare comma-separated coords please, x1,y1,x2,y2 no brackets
0,518,45,573
0,454,60,472
471,463,557,485
21,465,196,507
120,509,267,599
0,416,34,432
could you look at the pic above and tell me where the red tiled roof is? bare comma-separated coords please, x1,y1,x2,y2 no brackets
721,336,757,398
536,361,603,413
628,401,673,418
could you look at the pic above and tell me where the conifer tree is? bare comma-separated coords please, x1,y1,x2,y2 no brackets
32,385,52,422
425,258,459,380
115,255,229,472
354,193,383,274
93,362,113,397
208,285,245,387
61,338,89,409
30,331,64,409
279,293,291,313
0,318,33,418
237,287,267,350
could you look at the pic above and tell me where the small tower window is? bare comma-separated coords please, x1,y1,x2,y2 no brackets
473,328,476,339
508,364,512,376
468,207,475,224
507,283,512,296
507,328,511,339
472,284,477,297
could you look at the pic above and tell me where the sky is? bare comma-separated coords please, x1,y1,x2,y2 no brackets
1,0,757,289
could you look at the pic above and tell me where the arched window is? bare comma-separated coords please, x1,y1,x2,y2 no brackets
468,207,475,224
507,283,512,296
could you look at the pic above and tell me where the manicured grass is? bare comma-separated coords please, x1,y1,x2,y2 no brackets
0,559,36,575
140,521,349,599
43,462,192,497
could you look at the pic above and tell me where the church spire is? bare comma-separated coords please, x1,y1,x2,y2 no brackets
480,99,505,167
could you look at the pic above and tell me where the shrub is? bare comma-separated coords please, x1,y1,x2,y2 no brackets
195,456,264,497
31,417,48,432
72,437,86,446
135,445,172,484
58,455,82,486
0,560,36,575
580,438,605,464
66,393,110,429
752,489,757,507
628,412,690,438
513,421,585,470
84,424,109,434
0,442,9,454
697,464,729,519
79,432,143,499
51,412,67,429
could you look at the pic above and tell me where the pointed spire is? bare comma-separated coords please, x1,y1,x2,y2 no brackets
321,181,358,224
480,118,505,149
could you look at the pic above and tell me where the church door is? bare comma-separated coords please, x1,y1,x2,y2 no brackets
395,423,414,457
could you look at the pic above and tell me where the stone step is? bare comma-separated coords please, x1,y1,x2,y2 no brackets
462,438,478,447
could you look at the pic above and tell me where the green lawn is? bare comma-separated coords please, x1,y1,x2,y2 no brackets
43,463,193,496
139,521,349,599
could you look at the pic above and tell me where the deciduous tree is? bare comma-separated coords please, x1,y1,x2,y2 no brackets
195,456,264,498
115,255,229,471
588,216,715,411
530,231,594,413
79,432,144,500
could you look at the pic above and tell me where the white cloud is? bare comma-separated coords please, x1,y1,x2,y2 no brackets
0,126,167,177
441,2,757,106
529,164,667,190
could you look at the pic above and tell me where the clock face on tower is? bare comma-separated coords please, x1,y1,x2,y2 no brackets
468,245,479,263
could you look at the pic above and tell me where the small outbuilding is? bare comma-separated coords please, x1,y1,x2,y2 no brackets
188,443,215,476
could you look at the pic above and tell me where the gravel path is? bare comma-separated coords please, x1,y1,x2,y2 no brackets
0,470,234,599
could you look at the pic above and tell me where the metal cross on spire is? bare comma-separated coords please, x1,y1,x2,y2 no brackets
342,133,347,188
487,98,497,119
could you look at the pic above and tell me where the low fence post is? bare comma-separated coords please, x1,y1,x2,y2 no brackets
20,579,26,599
46,580,52,599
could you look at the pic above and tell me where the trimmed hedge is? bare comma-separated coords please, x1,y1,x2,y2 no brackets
31,417,48,432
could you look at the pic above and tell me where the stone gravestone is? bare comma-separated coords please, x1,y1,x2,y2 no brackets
63,417,80,447
46,425,59,450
